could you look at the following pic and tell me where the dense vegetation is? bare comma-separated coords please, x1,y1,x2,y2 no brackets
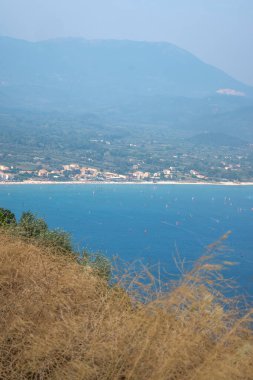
0,209,252,379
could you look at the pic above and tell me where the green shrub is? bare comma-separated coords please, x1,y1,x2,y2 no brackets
80,251,112,280
38,229,73,252
0,208,16,226
18,211,48,238
17,211,72,253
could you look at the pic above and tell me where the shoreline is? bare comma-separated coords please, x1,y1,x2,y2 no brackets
1,180,253,186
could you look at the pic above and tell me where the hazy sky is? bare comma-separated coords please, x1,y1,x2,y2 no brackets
1,0,253,85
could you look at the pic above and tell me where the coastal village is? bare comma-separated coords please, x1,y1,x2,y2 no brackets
0,163,211,183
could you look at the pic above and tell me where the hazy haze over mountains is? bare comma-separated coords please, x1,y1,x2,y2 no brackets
0,35,253,182
0,36,253,140
0,37,253,109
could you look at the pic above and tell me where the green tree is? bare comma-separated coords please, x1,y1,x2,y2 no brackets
19,211,48,238
18,211,72,252
0,208,16,226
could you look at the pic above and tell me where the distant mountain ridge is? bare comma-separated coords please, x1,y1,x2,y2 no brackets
0,36,253,144
0,36,253,112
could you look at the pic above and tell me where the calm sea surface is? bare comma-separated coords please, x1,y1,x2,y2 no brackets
0,184,253,295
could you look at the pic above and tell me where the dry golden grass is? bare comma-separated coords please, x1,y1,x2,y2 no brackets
0,231,252,380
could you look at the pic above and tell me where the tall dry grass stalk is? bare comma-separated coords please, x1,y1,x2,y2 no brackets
0,231,252,379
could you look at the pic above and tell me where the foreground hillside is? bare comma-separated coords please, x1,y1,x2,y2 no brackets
0,232,253,380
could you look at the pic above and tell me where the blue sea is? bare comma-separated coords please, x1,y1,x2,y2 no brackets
0,184,253,296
